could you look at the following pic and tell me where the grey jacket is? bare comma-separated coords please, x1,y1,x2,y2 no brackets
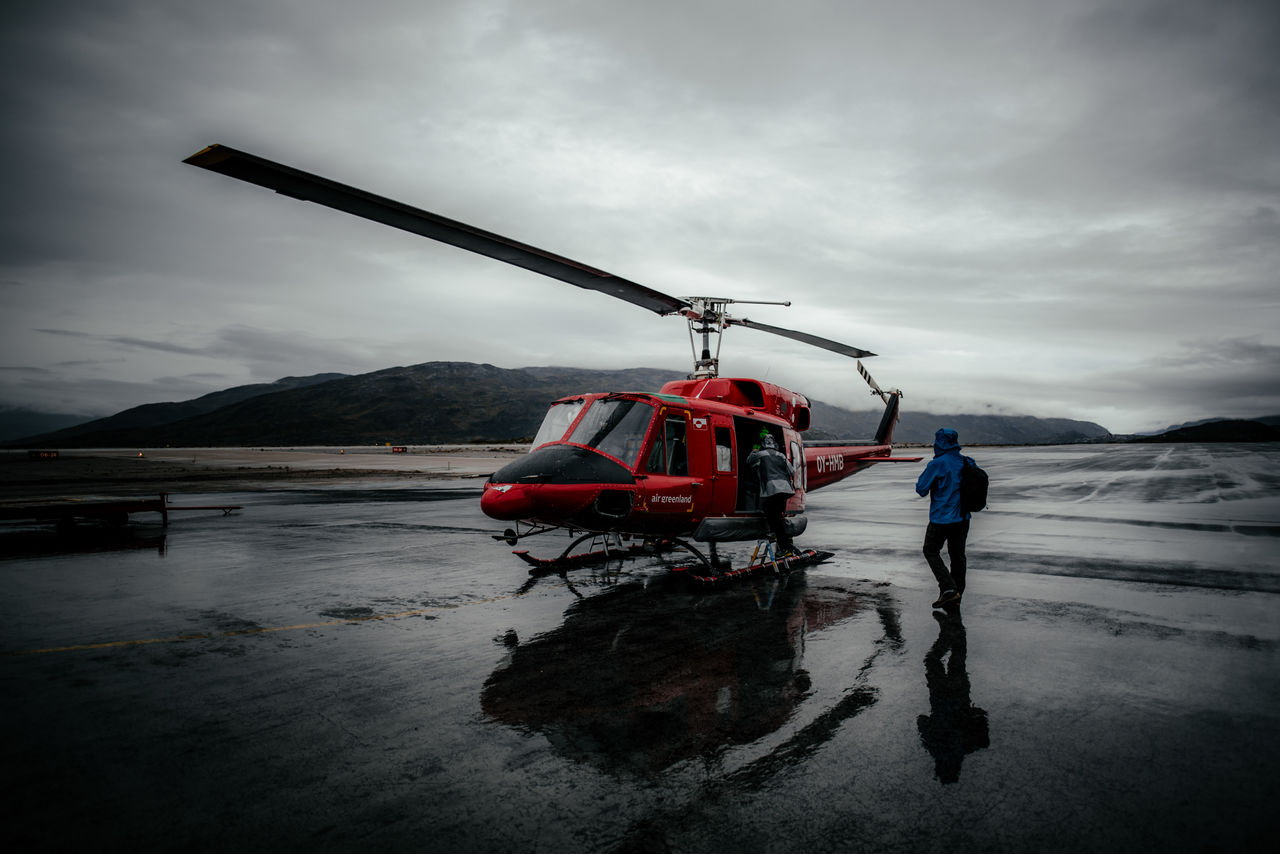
746,435,795,498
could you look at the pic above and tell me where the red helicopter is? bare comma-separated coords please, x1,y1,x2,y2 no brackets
184,144,921,579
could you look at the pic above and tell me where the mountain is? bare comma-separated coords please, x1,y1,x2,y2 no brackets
8,362,1116,448
149,363,683,446
1133,419,1280,443
9,373,347,446
807,400,1110,445
8,364,686,447
1139,415,1280,436
0,408,94,443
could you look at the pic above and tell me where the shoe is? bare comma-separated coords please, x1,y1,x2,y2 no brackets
931,590,960,608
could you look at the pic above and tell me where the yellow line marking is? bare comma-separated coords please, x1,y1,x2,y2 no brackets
2,587,553,657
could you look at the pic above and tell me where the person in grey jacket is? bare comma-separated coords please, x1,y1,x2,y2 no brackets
747,432,796,554
915,428,972,608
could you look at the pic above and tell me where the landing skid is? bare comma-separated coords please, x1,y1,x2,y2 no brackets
509,530,832,585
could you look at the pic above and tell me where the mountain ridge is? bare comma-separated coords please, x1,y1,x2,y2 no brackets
0,407,94,443
1131,419,1280,443
5,362,1122,448
5,373,347,446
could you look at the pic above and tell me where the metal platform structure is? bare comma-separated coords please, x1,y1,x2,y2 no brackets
0,492,241,528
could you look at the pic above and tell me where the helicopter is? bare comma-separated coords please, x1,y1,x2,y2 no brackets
183,144,921,579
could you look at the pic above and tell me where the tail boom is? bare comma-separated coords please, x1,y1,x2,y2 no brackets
805,444,921,491
804,392,919,491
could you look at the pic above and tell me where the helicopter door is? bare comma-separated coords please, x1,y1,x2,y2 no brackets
709,421,737,513
638,410,702,526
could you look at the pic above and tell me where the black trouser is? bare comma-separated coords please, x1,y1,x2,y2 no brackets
762,494,794,550
923,519,969,594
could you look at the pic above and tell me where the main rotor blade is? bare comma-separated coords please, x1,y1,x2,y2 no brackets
183,144,692,316
725,317,877,359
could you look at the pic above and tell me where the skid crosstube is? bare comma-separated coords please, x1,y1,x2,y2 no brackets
671,549,834,584
513,540,677,574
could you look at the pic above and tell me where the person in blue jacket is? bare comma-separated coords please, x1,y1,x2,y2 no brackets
915,428,972,608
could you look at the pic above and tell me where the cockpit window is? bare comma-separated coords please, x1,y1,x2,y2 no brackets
568,398,655,468
529,399,586,450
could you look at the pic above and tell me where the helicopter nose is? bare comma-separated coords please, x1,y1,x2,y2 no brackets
480,482,543,520
481,444,635,522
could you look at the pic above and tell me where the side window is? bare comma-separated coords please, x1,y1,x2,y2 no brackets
715,426,733,472
645,430,665,473
668,417,688,475
790,440,806,490
646,415,690,475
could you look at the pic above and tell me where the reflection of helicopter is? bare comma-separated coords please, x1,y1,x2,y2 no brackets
184,145,921,575
481,574,897,776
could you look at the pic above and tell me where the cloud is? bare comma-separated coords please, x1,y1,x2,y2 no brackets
36,329,203,356
0,0,1276,434
1054,337,1280,430
0,372,214,418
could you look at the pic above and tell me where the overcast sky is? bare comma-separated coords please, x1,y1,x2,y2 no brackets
2,0,1277,434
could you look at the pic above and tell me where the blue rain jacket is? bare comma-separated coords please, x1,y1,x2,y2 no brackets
915,428,971,524
746,435,795,498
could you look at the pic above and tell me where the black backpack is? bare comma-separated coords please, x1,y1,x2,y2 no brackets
959,457,989,513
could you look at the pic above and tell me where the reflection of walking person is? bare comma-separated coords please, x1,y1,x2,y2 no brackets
917,612,989,784
915,428,973,609
747,433,796,554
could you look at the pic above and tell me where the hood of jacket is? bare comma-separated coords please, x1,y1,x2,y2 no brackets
932,428,962,458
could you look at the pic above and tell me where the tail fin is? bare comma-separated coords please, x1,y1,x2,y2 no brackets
873,392,901,446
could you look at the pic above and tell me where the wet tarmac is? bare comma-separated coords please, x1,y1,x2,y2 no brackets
2,443,1278,852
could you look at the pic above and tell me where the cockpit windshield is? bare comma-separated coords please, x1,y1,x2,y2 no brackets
529,399,587,450
567,398,655,468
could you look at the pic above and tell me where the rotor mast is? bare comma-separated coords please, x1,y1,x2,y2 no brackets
681,298,791,379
